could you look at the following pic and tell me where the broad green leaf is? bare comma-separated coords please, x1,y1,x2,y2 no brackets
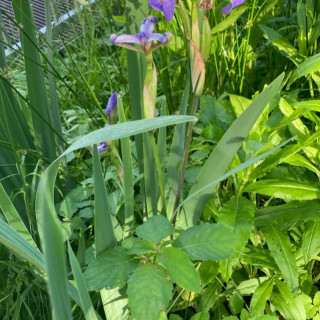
227,277,268,295
300,294,317,319
302,221,320,263
92,145,116,253
136,215,174,245
229,291,243,315
219,196,254,239
174,223,238,261
288,52,320,87
219,197,254,280
84,247,139,291
254,316,279,320
212,4,250,34
263,225,299,296
158,247,201,293
122,237,157,255
127,263,173,320
199,279,222,312
199,261,219,286
249,278,274,316
190,312,210,320
314,292,320,306
270,279,305,320
67,243,100,320
255,200,320,226
100,287,130,320
177,74,284,228
245,179,320,201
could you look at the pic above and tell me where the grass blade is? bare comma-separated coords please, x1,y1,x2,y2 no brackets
118,98,134,231
12,0,56,160
93,145,117,253
67,243,101,320
0,183,36,248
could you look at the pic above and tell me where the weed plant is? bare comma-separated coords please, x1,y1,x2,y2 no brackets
1,0,320,319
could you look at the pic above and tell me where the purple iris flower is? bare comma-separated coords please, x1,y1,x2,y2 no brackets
110,16,172,54
104,91,118,116
97,142,108,154
95,93,118,154
149,0,175,21
221,0,246,14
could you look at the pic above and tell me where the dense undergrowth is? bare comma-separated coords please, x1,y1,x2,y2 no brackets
1,0,320,319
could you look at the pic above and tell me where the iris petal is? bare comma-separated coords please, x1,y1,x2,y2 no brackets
110,34,142,45
149,0,163,11
141,16,159,34
221,3,233,14
162,0,175,21
221,0,246,14
104,92,118,116
147,33,167,43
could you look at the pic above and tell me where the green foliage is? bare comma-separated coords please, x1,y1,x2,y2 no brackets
127,264,173,320
2,0,320,318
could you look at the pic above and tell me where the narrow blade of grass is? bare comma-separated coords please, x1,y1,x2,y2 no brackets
12,0,57,160
0,183,36,248
93,145,117,253
67,243,101,320
118,98,134,231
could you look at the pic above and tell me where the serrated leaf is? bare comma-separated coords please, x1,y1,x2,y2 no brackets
249,278,274,316
158,247,201,293
263,225,299,296
122,237,157,255
127,263,173,320
174,223,238,261
245,179,320,201
84,247,139,291
302,221,320,264
136,215,174,245
288,52,320,87
254,200,320,226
